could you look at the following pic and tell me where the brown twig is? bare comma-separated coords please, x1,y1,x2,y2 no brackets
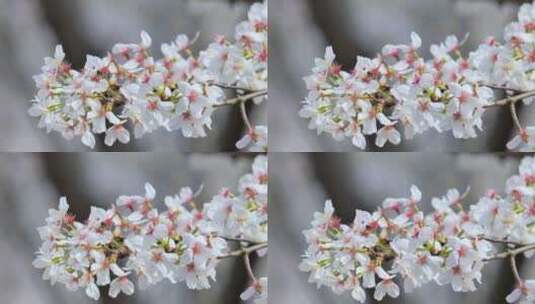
483,90,535,108
220,236,263,244
479,236,525,247
208,82,259,92
217,242,268,259
213,89,268,108
484,243,535,261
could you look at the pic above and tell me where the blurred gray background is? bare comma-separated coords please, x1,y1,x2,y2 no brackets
0,153,266,304
0,0,265,152
270,153,533,303
270,0,535,151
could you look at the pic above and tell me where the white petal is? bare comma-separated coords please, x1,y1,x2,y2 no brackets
506,288,522,303
236,134,251,150
104,130,116,146
117,128,130,144
121,279,135,295
140,31,152,48
109,279,121,298
105,112,121,125
375,130,388,147
240,286,256,300
145,183,156,200
388,129,401,145
86,282,100,300
110,264,127,277
59,197,69,211
374,286,386,301
81,131,96,149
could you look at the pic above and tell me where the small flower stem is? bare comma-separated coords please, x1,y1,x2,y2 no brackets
240,100,253,131
509,100,523,131
510,255,522,285
243,250,257,283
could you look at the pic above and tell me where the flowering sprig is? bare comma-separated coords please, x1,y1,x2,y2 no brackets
300,156,535,303
29,2,267,152
33,155,267,302
300,1,535,151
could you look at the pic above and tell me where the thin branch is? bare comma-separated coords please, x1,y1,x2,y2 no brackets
484,243,535,261
208,82,259,92
218,242,268,259
213,89,268,108
484,90,535,108
480,83,522,93
220,236,263,244
479,236,525,247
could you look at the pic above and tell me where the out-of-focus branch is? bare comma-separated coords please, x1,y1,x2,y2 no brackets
227,0,262,4
496,0,533,4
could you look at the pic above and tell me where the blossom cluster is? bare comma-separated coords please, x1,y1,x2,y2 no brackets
29,2,267,151
300,156,535,303
33,155,267,302
300,2,535,151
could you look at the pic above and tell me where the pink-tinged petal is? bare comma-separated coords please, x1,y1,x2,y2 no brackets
109,279,121,298
236,134,252,150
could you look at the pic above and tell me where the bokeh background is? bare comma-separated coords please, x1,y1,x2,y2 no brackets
0,153,266,304
270,0,535,151
0,0,265,152
270,153,533,303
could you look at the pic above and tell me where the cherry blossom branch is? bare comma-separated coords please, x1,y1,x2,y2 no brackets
29,1,267,152
301,156,535,303
34,155,268,302
301,2,535,151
